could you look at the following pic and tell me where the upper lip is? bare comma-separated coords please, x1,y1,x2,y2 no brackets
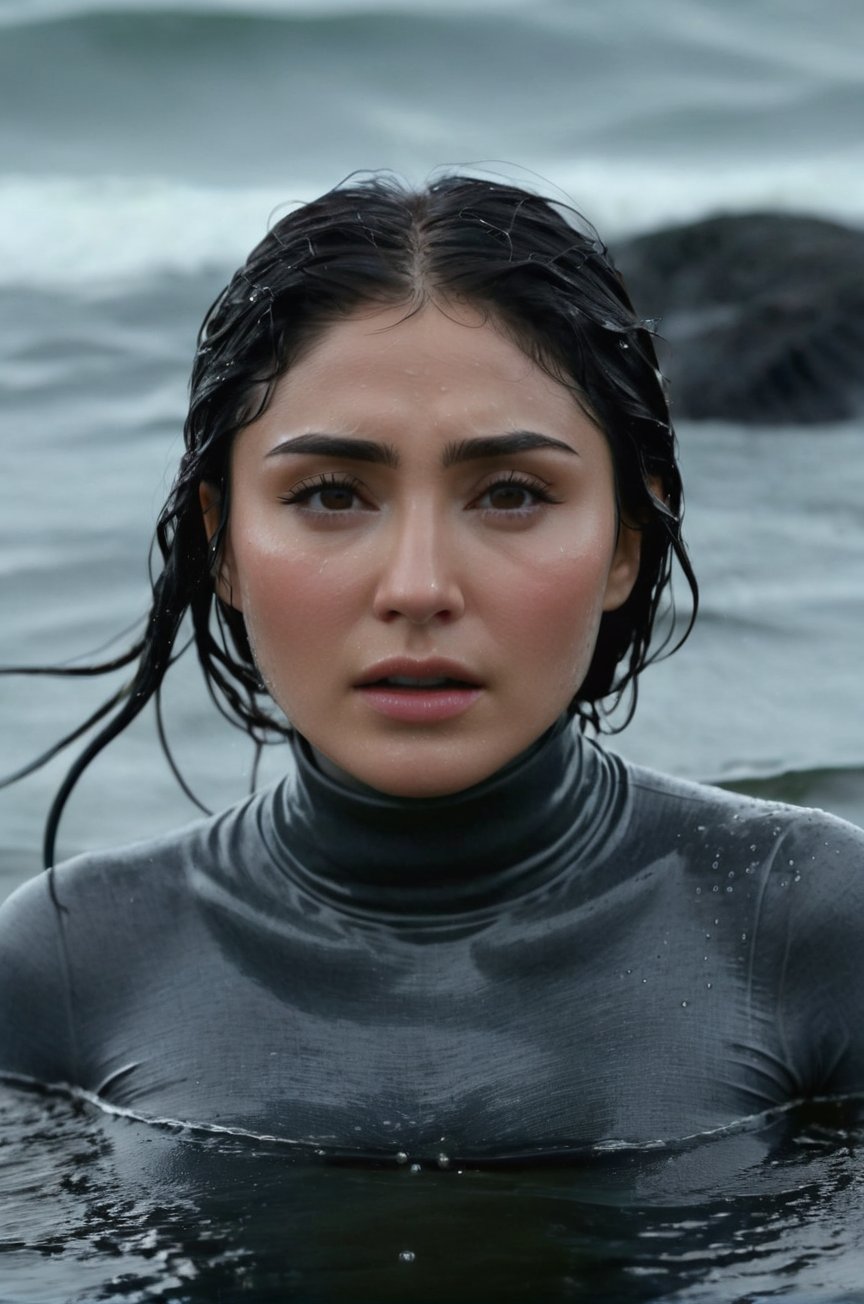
355,657,483,687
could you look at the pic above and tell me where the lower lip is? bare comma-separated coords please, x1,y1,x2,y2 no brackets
356,685,483,722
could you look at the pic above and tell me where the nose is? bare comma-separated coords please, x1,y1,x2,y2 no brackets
371,503,466,625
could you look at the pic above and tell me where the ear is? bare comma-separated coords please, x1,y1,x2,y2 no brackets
602,518,642,612
198,481,242,611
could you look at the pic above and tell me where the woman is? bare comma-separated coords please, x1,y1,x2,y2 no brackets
1,175,862,1162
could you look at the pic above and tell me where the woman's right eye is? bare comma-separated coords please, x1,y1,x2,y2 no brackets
279,475,370,514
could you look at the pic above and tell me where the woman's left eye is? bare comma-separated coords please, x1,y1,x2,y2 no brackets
473,476,559,514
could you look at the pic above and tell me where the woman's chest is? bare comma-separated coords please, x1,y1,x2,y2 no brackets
88,908,777,1155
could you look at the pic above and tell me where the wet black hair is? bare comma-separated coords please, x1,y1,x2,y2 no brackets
3,172,697,866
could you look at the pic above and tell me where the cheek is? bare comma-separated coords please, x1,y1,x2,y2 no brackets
486,545,614,677
233,541,360,668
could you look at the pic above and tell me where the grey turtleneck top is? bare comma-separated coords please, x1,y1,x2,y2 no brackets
1,720,864,1161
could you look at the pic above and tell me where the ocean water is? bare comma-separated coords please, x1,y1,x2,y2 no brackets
1,0,864,1298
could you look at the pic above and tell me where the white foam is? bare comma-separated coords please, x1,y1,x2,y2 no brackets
541,154,864,241
2,158,863,291
0,175,313,290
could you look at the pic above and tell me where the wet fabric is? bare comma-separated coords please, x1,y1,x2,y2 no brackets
1,718,863,1161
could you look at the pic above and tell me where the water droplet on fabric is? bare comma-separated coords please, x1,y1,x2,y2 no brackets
437,1153,451,1170
725,886,734,894
711,860,719,870
681,1001,689,1008
741,932,748,942
410,1163,422,1174
395,1151,408,1165
695,887,702,895
706,982,713,989
399,1250,416,1264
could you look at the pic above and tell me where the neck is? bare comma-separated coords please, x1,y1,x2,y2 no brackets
266,718,628,919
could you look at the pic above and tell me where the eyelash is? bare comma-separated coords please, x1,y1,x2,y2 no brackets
474,472,562,515
278,471,562,516
278,472,365,511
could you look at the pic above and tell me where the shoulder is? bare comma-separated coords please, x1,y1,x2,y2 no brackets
607,747,864,885
15,779,283,912
622,752,863,843
0,779,285,978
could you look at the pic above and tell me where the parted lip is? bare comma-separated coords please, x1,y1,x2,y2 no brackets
355,657,483,688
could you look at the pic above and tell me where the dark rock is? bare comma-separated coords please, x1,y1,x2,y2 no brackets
613,213,864,424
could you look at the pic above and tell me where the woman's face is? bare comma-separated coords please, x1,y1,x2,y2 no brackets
204,301,640,797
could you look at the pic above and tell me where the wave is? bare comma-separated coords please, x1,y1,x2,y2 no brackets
714,765,864,832
0,0,528,26
3,164,864,291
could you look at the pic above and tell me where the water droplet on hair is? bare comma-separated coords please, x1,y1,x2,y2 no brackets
395,1151,408,1165
410,1163,422,1174
437,1153,451,1170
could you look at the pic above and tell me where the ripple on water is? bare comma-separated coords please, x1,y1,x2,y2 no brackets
3,1082,864,1302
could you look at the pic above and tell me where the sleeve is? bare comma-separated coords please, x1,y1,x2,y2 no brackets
767,810,864,1098
0,871,79,1087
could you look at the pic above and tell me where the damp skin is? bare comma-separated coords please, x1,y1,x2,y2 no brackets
203,300,641,800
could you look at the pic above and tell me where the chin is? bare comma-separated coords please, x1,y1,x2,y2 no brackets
342,740,519,801
366,770,485,800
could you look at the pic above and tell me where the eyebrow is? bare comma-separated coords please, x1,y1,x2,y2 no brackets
264,430,580,467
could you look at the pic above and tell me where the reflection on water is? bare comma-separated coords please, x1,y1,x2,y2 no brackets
3,1084,864,1303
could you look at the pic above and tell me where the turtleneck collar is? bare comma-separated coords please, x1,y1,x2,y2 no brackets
267,716,628,918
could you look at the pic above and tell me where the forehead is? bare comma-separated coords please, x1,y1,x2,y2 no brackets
248,300,597,444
